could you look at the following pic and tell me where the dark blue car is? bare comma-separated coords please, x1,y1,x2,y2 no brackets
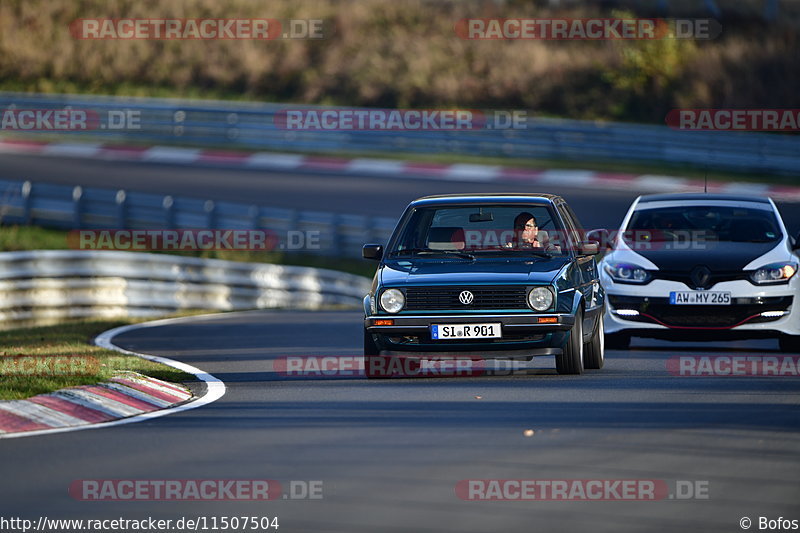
362,193,606,376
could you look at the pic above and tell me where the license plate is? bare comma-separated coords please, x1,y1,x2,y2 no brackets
431,323,502,339
669,291,731,305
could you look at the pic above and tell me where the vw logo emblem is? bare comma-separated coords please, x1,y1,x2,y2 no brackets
459,290,474,305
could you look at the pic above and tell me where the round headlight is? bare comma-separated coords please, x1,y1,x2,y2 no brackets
380,288,405,313
528,287,554,312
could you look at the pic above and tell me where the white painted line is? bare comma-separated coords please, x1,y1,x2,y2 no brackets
142,146,202,163
246,152,305,169
721,182,771,194
537,170,597,186
347,158,406,175
0,401,87,428
634,175,690,191
0,313,227,440
53,389,144,418
443,164,502,182
41,143,102,157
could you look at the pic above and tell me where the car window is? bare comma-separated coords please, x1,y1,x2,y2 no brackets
389,204,567,256
626,205,783,244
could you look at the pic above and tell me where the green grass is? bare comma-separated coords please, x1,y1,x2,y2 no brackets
0,318,197,400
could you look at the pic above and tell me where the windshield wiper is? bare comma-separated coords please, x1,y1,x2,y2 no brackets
474,249,554,259
391,248,475,260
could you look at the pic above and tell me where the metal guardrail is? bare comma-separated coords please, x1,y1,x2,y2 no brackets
0,179,397,259
1,92,798,176
0,250,372,329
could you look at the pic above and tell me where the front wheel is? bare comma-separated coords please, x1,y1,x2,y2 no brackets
556,311,584,375
605,331,631,350
779,334,800,353
364,329,383,379
583,315,605,370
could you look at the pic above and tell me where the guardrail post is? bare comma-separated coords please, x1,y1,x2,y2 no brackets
364,216,375,246
288,209,299,233
249,205,260,229
22,181,33,225
330,214,343,257
115,190,127,227
204,200,216,228
764,0,779,20
72,186,83,228
163,195,175,228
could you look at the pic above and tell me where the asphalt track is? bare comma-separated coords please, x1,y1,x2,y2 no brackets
1,154,799,532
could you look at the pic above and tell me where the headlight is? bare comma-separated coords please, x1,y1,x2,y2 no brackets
604,262,651,284
750,262,797,285
527,287,554,311
379,288,405,313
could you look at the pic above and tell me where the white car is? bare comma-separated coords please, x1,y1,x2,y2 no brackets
598,193,800,351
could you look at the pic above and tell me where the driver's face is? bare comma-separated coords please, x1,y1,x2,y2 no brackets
521,218,538,242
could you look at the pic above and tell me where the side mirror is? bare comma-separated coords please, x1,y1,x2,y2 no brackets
362,244,384,261
585,228,612,251
579,242,600,256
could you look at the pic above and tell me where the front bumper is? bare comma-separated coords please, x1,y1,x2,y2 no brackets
365,313,574,355
601,275,799,338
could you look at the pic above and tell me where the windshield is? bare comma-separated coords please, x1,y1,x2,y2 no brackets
625,204,783,245
387,204,569,258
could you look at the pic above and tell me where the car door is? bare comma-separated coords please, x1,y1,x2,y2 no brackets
557,201,602,335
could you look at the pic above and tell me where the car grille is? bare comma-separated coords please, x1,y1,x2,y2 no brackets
651,270,748,290
404,286,529,311
609,295,792,329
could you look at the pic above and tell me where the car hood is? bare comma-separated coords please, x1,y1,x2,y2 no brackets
630,241,782,272
380,258,569,286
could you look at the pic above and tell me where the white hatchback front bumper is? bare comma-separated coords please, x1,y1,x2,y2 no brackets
601,273,799,338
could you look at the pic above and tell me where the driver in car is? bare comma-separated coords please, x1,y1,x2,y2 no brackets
505,212,543,248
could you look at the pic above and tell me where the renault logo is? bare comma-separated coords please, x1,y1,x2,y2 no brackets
459,290,474,305
690,265,712,289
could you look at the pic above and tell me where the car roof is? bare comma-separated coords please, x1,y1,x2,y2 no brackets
637,193,771,204
411,193,563,207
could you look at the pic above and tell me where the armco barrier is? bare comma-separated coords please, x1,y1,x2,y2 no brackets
0,250,372,329
0,179,397,259
1,92,798,176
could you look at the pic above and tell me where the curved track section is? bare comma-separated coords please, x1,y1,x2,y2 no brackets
1,309,798,532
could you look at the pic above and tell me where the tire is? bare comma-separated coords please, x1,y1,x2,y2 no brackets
605,331,631,350
583,314,605,370
364,329,384,379
556,310,584,375
779,334,800,353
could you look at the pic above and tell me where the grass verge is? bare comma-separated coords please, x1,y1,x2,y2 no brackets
0,317,200,401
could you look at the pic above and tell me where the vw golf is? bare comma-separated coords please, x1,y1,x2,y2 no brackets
362,193,605,376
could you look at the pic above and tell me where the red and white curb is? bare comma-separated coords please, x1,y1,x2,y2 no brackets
0,314,226,439
2,138,799,202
